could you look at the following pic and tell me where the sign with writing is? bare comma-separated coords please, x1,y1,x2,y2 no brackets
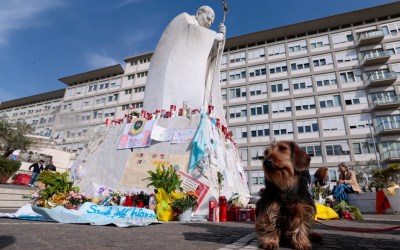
31,202,159,227
171,128,196,144
120,153,190,187
150,123,174,142
175,169,209,212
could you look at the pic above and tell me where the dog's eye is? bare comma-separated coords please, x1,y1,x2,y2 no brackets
278,146,286,151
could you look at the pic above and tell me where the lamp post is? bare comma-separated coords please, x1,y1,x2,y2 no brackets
368,119,381,168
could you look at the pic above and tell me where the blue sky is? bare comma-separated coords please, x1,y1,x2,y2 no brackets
0,0,397,102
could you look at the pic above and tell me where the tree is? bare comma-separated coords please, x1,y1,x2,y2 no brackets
0,118,34,158
372,164,400,188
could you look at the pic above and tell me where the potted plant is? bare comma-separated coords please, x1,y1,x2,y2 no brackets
0,158,22,183
143,165,183,221
171,191,198,222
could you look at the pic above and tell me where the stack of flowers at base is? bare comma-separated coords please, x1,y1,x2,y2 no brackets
171,190,198,216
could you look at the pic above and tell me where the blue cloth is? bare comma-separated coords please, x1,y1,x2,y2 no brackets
330,184,353,202
29,172,40,185
189,113,207,172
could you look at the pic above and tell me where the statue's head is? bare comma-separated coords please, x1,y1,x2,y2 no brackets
196,6,215,28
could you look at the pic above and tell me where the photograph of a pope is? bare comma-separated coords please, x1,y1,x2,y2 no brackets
143,6,226,124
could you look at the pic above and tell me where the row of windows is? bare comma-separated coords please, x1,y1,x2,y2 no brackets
231,114,372,139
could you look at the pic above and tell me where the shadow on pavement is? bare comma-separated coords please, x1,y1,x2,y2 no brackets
0,236,16,248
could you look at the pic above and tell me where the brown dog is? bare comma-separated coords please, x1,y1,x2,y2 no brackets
256,141,316,250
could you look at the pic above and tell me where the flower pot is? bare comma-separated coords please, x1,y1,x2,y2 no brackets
178,209,192,222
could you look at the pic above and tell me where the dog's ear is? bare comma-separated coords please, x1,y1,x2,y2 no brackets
291,142,311,171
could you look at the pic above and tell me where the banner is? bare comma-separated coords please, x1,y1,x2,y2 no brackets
171,128,196,144
150,123,174,142
118,119,156,149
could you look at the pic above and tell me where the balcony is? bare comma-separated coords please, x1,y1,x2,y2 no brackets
357,29,385,46
376,122,400,136
361,50,390,66
382,150,400,163
372,96,400,110
366,71,397,88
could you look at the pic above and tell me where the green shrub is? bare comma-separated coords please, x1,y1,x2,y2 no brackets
0,158,22,178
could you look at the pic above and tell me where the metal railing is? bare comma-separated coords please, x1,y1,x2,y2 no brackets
358,29,384,42
383,150,400,160
376,121,400,134
366,71,397,85
362,50,390,63
373,96,400,107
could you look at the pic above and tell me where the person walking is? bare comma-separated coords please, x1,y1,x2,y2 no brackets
28,160,44,187
44,161,57,171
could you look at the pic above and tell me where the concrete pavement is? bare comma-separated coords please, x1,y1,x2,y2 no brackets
0,214,399,249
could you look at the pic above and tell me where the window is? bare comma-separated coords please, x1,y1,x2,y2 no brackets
125,89,132,95
376,115,400,130
232,127,248,139
229,51,246,63
99,82,109,90
321,116,345,131
250,124,270,137
88,84,97,92
110,81,121,87
319,95,341,108
347,114,371,129
252,172,265,185
353,141,376,154
132,102,143,109
137,72,148,78
325,141,350,156
221,89,227,100
250,147,264,160
139,58,150,64
271,100,291,113
344,91,367,105
270,80,289,93
288,40,307,53
93,110,103,119
315,73,337,87
130,61,137,66
366,69,392,81
386,42,400,55
95,96,106,105
292,77,312,91
248,65,266,77
134,86,145,93
81,112,90,121
229,105,247,118
104,108,116,117
229,68,246,80
63,103,72,110
381,21,400,36
310,35,329,49
294,97,316,111
273,122,293,135
248,48,265,60
300,143,322,157
335,50,358,64
250,103,268,116
249,83,267,96
229,87,246,99
297,119,318,133
220,71,227,82
108,94,119,102
290,57,310,71
221,55,227,65
339,69,362,83
269,62,288,74
312,54,333,67
332,31,354,44
238,148,248,161
268,44,285,56
127,74,135,80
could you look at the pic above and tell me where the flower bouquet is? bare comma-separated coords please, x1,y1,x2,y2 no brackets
63,191,92,209
171,191,198,222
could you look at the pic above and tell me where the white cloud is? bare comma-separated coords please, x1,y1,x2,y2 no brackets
85,53,119,69
0,0,65,46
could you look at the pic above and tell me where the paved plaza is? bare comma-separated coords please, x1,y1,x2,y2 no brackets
0,214,399,249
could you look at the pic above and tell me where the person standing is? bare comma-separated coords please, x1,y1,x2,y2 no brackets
330,162,361,202
28,160,44,187
44,161,57,171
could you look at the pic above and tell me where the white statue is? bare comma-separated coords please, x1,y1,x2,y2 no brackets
143,6,227,125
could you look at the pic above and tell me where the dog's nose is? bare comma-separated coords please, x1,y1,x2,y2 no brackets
264,159,274,169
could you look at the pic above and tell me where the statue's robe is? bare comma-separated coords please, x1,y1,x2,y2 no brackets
143,12,226,125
